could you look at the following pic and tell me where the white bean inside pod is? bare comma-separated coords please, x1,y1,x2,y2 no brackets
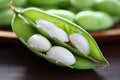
69,33,90,55
46,46,76,66
36,20,69,42
27,34,52,52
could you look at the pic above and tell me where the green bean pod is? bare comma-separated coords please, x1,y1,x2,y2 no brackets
11,6,109,69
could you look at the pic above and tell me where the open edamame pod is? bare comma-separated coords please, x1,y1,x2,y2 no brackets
12,14,96,69
9,4,109,69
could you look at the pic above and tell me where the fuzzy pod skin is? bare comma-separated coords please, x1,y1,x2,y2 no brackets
36,20,69,42
46,9,75,21
28,34,52,52
11,7,109,69
46,46,76,66
75,11,114,31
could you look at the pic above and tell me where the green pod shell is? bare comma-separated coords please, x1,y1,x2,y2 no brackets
11,7,109,69
12,14,96,69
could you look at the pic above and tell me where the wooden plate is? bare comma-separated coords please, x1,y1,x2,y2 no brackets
89,22,120,43
0,22,120,44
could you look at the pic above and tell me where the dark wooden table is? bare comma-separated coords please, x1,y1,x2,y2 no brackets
0,24,120,80
0,39,120,80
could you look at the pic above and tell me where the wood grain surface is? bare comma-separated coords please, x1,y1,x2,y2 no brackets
0,42,120,80
0,23,120,80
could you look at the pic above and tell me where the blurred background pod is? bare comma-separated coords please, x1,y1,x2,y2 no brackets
57,0,71,9
46,9,75,21
0,0,27,10
94,0,120,16
0,9,14,26
0,0,27,27
0,0,120,30
74,11,114,31
70,0,96,10
0,8,22,26
28,0,60,7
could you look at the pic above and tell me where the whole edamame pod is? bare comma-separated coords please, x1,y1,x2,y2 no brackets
0,9,14,26
9,3,109,69
70,0,96,10
0,8,22,26
46,9,75,22
95,0,120,16
75,11,114,31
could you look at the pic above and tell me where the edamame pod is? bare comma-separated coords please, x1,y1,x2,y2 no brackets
9,4,109,69
22,8,108,63
12,14,96,69
74,11,114,31
0,9,14,26
46,9,75,21
95,0,120,16
70,0,96,10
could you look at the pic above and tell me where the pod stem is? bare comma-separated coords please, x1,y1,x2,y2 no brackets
8,0,23,15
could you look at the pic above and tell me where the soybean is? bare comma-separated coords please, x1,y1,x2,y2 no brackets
28,34,52,52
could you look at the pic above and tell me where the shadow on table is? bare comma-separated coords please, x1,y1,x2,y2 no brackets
0,45,104,80
24,58,104,80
